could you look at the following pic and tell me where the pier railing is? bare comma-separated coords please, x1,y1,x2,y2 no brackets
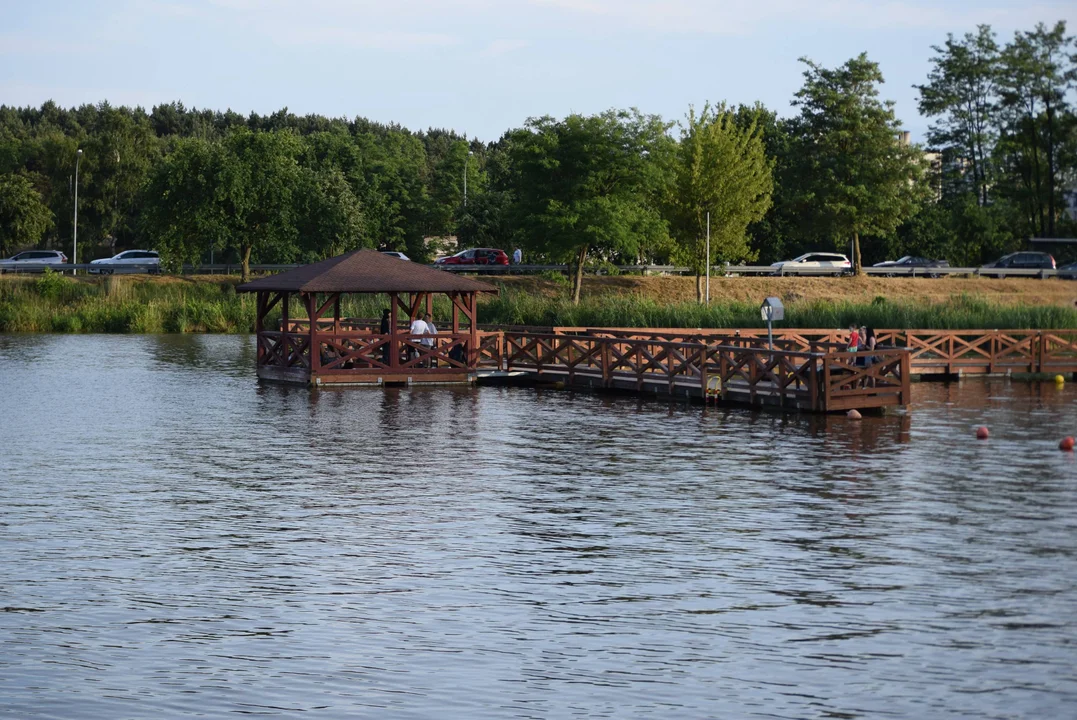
498,331,909,411
551,327,1077,375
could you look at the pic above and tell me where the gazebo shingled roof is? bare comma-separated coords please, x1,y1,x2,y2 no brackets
236,249,499,295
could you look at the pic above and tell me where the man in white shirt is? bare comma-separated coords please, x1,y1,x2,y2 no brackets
422,313,437,367
410,315,427,364
512,248,522,265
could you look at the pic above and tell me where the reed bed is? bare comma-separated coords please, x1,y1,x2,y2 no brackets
1,274,1074,333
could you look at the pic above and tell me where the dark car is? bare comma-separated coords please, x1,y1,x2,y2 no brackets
982,251,1056,277
1058,261,1077,280
872,256,950,277
434,248,510,266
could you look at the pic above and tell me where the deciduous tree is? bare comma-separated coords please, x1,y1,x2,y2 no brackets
508,110,672,303
787,54,927,274
0,174,53,257
668,103,773,301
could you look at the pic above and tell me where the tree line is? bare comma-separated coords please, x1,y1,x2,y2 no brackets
0,20,1074,301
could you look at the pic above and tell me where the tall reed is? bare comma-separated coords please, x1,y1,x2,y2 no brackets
1,275,1074,333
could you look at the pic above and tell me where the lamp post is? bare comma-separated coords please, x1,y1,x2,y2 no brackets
73,148,83,275
705,211,710,304
463,150,474,207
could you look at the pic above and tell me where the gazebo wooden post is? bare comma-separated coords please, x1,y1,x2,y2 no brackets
306,292,320,378
255,291,266,365
333,294,341,334
281,292,290,367
425,293,432,319
389,292,399,369
468,291,479,367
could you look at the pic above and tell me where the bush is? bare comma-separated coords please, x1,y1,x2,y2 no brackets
34,268,68,300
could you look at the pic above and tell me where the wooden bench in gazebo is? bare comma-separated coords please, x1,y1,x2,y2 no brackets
237,249,500,386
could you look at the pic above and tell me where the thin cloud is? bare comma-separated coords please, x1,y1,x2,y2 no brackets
527,0,1077,34
481,39,530,57
274,27,460,51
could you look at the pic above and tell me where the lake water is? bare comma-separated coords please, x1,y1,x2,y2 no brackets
1,334,1076,719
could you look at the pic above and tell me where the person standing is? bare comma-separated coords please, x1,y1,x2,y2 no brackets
410,314,427,365
422,312,438,367
379,308,391,366
847,325,860,353
512,248,522,265
862,327,878,387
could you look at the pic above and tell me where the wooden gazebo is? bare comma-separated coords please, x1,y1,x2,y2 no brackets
237,249,499,386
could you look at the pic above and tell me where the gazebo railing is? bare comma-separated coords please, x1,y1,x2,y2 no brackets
258,328,505,378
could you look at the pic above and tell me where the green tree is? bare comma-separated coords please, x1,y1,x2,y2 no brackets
140,137,229,270
142,129,305,280
456,189,514,249
996,21,1074,237
508,109,672,303
78,104,160,254
668,103,773,301
0,174,53,257
916,25,1000,205
296,166,367,260
787,54,927,274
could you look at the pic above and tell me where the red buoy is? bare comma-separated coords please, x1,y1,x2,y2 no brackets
976,426,990,440
1060,436,1075,452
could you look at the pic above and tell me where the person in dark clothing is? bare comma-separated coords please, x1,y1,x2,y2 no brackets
379,309,391,365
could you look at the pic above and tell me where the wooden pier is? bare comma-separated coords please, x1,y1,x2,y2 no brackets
233,252,1070,412
480,332,910,412
549,327,1077,377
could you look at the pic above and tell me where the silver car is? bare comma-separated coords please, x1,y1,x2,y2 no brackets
770,252,851,276
0,249,68,273
89,250,161,274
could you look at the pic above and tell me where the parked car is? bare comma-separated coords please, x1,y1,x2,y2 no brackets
872,256,950,277
0,249,68,273
770,252,851,275
1057,261,1077,280
434,248,510,266
380,251,410,261
981,251,1056,278
89,250,161,274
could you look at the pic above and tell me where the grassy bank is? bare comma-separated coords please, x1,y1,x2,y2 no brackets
1,273,1076,333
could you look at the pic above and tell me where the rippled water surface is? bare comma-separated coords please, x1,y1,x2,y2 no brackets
2,334,1077,719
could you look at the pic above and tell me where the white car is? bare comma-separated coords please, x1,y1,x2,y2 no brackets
380,251,411,261
0,249,68,273
89,250,161,274
771,252,851,276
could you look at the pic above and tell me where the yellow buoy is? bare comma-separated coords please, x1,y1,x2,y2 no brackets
1055,374,1066,384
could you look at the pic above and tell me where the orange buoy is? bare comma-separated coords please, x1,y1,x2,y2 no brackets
846,409,862,420
976,426,990,440
1060,436,1075,452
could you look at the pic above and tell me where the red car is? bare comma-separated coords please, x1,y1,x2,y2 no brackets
434,248,510,266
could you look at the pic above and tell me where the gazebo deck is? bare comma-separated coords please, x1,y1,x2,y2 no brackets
258,319,504,386
238,250,499,386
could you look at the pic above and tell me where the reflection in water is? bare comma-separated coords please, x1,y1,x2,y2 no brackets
0,334,1076,719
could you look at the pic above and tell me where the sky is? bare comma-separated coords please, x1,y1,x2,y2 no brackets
2,0,1075,143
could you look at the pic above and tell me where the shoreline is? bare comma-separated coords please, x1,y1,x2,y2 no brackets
2,274,1076,334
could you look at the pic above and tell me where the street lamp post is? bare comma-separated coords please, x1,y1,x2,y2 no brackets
463,150,474,207
73,148,83,276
